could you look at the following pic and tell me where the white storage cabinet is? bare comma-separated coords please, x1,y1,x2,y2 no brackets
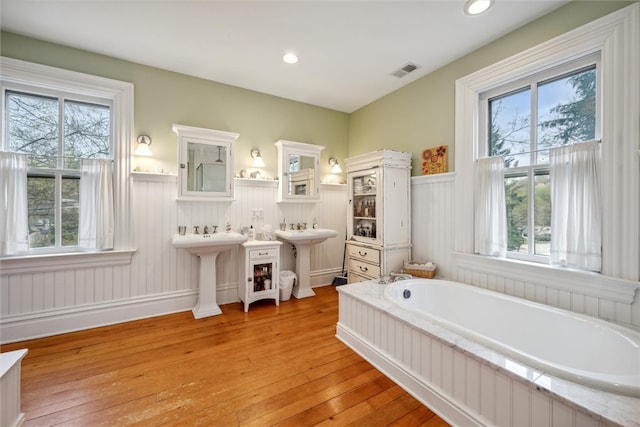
238,240,283,312
345,150,412,283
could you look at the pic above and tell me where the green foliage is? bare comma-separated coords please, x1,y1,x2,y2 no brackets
490,67,596,255
539,69,596,146
7,90,110,248
505,177,527,251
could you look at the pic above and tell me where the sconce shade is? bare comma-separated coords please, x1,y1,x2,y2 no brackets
328,157,342,173
251,148,265,167
135,135,152,156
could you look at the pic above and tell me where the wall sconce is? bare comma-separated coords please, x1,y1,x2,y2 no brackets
328,157,342,173
250,148,265,167
135,135,152,156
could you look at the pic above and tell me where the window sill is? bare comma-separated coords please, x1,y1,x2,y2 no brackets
0,249,136,275
453,252,639,304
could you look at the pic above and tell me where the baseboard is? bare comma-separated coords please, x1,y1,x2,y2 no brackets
335,322,482,427
311,267,343,287
0,290,198,344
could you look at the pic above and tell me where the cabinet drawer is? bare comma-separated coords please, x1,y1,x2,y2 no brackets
249,248,278,259
349,258,381,279
347,244,380,264
349,272,372,284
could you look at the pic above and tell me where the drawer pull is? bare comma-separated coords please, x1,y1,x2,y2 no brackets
358,250,368,257
359,265,369,272
258,252,268,256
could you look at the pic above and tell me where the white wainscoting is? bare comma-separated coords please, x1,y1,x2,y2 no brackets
410,172,639,330
0,175,347,343
411,173,456,280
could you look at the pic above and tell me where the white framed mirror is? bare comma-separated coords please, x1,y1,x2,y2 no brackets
173,124,239,201
275,140,324,202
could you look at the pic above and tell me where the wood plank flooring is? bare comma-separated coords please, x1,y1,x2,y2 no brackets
1,285,449,426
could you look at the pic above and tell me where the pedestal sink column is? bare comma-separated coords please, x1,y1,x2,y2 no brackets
274,228,338,299
172,232,247,319
192,251,222,318
291,245,315,298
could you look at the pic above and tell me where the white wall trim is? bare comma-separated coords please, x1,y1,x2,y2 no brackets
0,289,197,344
411,172,456,186
454,5,640,283
0,249,135,275
454,252,639,304
235,177,278,188
311,267,344,287
131,171,177,183
319,183,347,190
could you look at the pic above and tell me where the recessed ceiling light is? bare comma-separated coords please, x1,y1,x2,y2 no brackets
464,0,493,15
283,52,299,64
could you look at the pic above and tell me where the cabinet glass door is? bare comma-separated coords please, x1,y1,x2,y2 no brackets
351,171,377,241
251,261,274,293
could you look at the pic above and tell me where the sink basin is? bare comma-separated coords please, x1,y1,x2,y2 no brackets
172,231,247,319
275,228,338,299
173,232,247,253
274,228,338,245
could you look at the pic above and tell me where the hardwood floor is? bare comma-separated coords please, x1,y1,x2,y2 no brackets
2,285,449,426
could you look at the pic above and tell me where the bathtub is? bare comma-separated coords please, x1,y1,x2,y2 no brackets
384,279,640,397
336,279,640,426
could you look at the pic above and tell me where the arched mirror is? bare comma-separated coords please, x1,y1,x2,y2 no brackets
275,140,324,202
174,124,239,201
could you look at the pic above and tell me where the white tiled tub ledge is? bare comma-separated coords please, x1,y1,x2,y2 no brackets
336,280,640,427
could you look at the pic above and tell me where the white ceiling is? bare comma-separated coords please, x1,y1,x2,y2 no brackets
1,0,568,113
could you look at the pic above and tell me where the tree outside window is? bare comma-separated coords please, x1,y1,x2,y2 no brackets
5,90,111,250
488,66,596,259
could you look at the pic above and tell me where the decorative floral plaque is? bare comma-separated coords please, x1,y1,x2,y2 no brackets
422,145,448,175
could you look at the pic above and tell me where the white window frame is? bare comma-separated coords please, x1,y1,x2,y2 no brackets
4,87,114,253
478,54,601,264
454,5,639,300
0,57,134,271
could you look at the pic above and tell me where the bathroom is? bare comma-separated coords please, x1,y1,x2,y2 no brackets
1,1,639,425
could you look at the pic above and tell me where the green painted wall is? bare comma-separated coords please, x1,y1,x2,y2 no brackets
0,1,633,177
348,1,634,175
0,32,350,176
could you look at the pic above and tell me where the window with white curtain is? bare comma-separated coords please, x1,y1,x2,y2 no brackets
1,57,133,260
478,54,600,266
3,90,113,252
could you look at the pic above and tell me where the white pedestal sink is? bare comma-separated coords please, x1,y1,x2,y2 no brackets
274,228,338,298
173,232,247,319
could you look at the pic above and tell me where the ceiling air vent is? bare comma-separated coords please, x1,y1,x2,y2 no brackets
392,62,420,78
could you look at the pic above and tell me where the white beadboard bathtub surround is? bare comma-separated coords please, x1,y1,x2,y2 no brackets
336,282,640,427
410,172,640,330
0,175,347,343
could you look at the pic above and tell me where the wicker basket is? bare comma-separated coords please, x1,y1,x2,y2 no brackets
404,261,437,279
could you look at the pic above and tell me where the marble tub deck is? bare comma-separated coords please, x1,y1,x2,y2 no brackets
336,281,639,427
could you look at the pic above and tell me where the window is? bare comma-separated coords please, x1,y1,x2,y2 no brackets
5,90,112,251
454,4,639,297
480,56,599,263
1,57,134,261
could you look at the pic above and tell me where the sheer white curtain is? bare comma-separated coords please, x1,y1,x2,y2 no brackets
0,152,29,255
550,141,602,271
78,159,114,250
475,156,506,257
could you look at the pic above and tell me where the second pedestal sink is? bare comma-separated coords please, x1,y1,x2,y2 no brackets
173,232,247,318
275,228,338,298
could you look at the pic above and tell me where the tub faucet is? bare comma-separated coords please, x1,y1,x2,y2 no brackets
390,272,412,282
203,225,209,234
